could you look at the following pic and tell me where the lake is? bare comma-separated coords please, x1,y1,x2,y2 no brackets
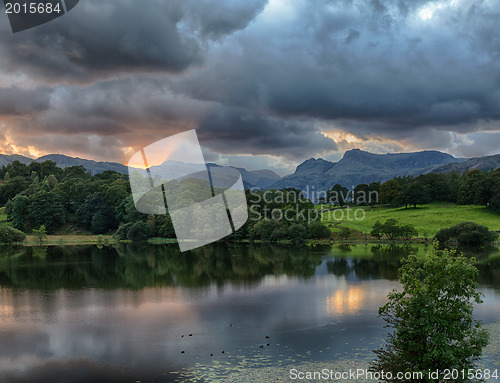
0,243,499,382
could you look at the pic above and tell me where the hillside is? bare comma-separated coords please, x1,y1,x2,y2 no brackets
272,149,463,190
0,153,281,189
433,154,500,174
322,203,500,237
36,154,129,175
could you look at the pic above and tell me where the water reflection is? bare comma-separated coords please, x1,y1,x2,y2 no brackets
326,287,365,315
0,243,499,383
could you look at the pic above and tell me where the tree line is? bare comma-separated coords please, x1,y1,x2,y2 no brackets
320,167,500,211
0,160,332,242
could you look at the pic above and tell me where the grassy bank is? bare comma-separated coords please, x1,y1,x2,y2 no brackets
320,203,500,237
23,235,115,246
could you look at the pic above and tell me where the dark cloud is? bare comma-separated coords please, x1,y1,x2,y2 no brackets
175,0,500,135
1,0,499,167
184,0,268,40
0,0,270,83
0,86,52,115
197,106,336,159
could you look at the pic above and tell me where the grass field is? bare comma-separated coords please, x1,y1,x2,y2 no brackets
320,203,500,237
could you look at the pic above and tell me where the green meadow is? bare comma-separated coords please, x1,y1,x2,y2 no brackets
320,203,500,237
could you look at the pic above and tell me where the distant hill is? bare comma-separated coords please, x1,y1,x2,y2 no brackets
0,154,33,167
36,154,129,175
146,160,281,189
207,164,281,189
432,154,500,174
0,153,282,189
271,149,465,191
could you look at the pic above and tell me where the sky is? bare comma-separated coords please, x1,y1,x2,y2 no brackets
0,0,500,175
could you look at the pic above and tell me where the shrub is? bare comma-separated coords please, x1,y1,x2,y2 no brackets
308,221,331,239
288,223,307,245
0,224,26,244
113,222,134,240
339,227,351,241
435,222,498,245
127,221,151,242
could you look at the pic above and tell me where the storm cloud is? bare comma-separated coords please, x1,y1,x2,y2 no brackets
0,0,499,172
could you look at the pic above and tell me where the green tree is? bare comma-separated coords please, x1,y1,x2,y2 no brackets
399,179,430,208
0,223,26,244
127,221,151,242
327,184,349,206
380,180,401,205
457,169,483,205
47,174,58,189
382,218,400,240
32,225,47,245
339,227,351,242
489,169,500,212
370,221,384,239
371,248,489,382
0,176,29,205
10,194,29,230
77,192,115,234
28,190,66,233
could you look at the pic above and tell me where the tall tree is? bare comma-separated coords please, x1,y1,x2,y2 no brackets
371,248,489,382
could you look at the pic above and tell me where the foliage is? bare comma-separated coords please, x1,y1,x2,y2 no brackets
113,222,134,241
9,194,28,230
77,192,115,234
370,219,418,240
28,190,66,233
371,247,489,382
0,223,26,244
127,221,151,242
32,225,47,245
380,180,401,205
114,221,151,242
339,227,351,241
435,222,499,246
288,223,307,245
327,184,349,206
308,221,331,239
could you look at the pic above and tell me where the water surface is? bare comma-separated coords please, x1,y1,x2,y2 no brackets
0,244,499,382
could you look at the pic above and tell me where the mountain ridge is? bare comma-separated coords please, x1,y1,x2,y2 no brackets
1,149,500,191
0,153,281,189
270,149,472,190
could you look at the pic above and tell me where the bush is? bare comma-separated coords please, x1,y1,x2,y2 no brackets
288,223,307,245
113,222,134,240
339,227,351,241
127,221,151,242
253,219,282,241
0,223,26,244
269,225,288,242
435,221,498,245
308,221,331,239
371,219,418,240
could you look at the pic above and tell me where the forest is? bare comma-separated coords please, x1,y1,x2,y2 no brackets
0,160,499,243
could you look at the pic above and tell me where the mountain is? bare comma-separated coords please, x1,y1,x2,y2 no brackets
0,153,281,188
432,154,500,174
36,154,129,175
271,149,464,191
0,154,33,167
207,164,281,189
147,161,281,189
